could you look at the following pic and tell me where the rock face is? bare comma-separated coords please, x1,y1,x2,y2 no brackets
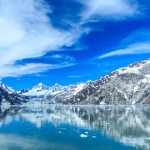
47,80,93,103
20,58,150,104
2,58,150,105
0,82,25,105
64,59,150,104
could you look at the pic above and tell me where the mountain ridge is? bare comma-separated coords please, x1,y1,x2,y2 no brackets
1,58,150,105
18,58,150,104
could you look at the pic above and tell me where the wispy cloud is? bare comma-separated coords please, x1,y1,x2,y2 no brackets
77,0,139,22
68,75,82,78
68,74,91,78
0,0,143,78
100,42,150,58
44,54,76,62
99,30,150,58
0,63,74,78
0,0,84,78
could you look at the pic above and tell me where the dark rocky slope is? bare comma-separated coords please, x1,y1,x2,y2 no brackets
62,59,150,104
0,82,25,105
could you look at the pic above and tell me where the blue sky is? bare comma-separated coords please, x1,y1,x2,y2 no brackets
1,0,150,90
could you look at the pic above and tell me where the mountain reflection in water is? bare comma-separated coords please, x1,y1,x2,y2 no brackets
0,105,150,150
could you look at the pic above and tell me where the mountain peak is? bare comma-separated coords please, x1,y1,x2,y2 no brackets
31,82,49,90
18,58,150,105
37,82,45,86
53,83,61,87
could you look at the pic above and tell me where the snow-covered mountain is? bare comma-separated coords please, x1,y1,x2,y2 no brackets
47,80,93,103
63,58,150,104
59,58,150,104
20,58,150,104
4,58,150,105
23,58,150,104
19,81,93,103
0,81,25,105
18,83,67,99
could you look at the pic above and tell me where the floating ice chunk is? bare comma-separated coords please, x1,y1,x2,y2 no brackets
85,131,88,134
58,131,62,134
80,134,88,138
92,136,97,138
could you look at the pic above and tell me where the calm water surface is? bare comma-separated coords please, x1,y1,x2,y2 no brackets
0,105,150,150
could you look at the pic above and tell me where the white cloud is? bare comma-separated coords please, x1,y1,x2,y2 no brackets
100,42,150,58
68,75,82,78
0,0,80,65
0,0,86,78
0,0,141,78
0,63,74,78
68,74,91,78
99,29,150,58
77,0,139,22
46,54,76,62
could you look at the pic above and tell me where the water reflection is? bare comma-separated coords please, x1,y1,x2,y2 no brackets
0,105,150,150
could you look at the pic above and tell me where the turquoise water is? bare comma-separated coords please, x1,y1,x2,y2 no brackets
0,105,149,150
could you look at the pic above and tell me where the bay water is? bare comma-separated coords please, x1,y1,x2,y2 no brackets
0,105,149,150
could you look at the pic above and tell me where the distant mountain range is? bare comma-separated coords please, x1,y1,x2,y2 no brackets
1,58,150,105
18,80,93,104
